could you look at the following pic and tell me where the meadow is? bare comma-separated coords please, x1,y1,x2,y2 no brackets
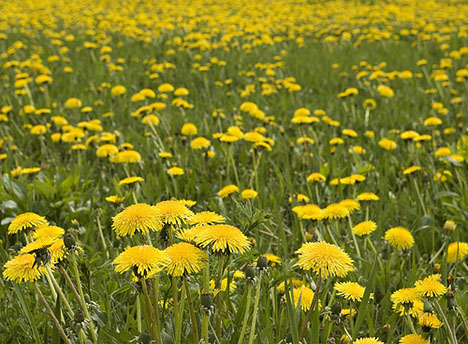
1,0,468,343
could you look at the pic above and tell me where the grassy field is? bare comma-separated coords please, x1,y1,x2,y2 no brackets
1,0,468,343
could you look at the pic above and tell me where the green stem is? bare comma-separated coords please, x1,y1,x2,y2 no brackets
237,285,253,344
405,314,417,334
58,266,83,313
137,295,142,333
434,299,457,344
215,255,225,338
96,216,109,258
152,273,162,344
34,283,71,344
46,265,74,316
141,278,156,339
184,277,199,343
299,274,322,340
348,217,361,259
202,256,210,343
172,276,180,344
247,272,263,344
70,254,98,343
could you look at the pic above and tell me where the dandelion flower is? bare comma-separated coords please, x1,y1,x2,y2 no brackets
353,338,384,344
49,239,67,264
154,200,194,227
339,199,361,212
307,173,326,182
447,242,468,263
106,195,125,203
21,237,57,254
177,227,201,243
295,242,354,278
8,212,49,234
188,211,226,226
391,287,420,305
194,224,251,254
403,166,422,175
334,281,366,302
385,227,414,249
110,150,142,163
32,225,65,239
164,242,206,276
418,313,443,329
3,254,46,283
293,286,316,311
112,204,162,237
191,137,211,149
241,189,258,199
167,167,184,176
218,184,239,198
113,245,170,278
259,253,281,266
293,204,323,220
322,203,350,220
181,123,197,136
356,192,379,201
119,176,144,186
414,274,447,298
400,334,429,344
379,138,397,150
353,221,377,236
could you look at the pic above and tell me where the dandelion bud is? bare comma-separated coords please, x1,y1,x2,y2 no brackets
444,220,456,232
340,334,352,344
137,330,152,344
433,263,441,273
64,233,76,250
331,302,342,315
74,309,85,324
201,293,214,314
256,256,268,271
423,300,432,313
245,265,256,281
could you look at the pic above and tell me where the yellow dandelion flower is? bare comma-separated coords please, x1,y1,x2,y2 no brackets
32,225,65,239
110,150,142,163
307,173,326,183
353,338,384,344
391,287,420,305
418,313,443,329
293,204,323,220
209,278,236,296
3,254,46,283
167,167,184,176
356,192,379,201
377,85,394,98
21,237,57,254
119,176,144,186
49,239,67,264
447,242,468,263
154,200,194,227
403,166,422,175
414,274,447,298
113,245,170,278
181,123,197,136
353,221,377,236
400,334,429,344
334,281,366,302
112,204,162,237
295,242,354,278
8,212,49,234
293,285,316,311
191,137,211,149
194,224,251,254
379,138,397,150
106,195,125,203
241,189,258,199
322,203,350,220
188,211,226,226
218,184,239,198
339,199,361,212
385,227,414,249
165,242,206,276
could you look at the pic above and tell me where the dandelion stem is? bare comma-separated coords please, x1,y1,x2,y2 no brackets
34,283,71,344
434,299,458,344
237,284,253,344
412,178,427,215
247,272,263,344
202,256,210,343
70,254,98,343
58,266,82,309
405,314,417,334
172,276,181,344
137,295,142,333
215,255,225,338
299,274,322,340
46,265,74,316
96,216,109,258
152,273,162,344
184,277,199,344
348,217,361,259
141,278,156,339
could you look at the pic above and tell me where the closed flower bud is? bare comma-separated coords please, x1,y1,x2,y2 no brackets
201,293,214,314
74,309,85,323
331,302,342,315
245,265,256,281
423,300,433,313
256,256,269,271
137,330,152,344
64,233,76,250
444,220,456,232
